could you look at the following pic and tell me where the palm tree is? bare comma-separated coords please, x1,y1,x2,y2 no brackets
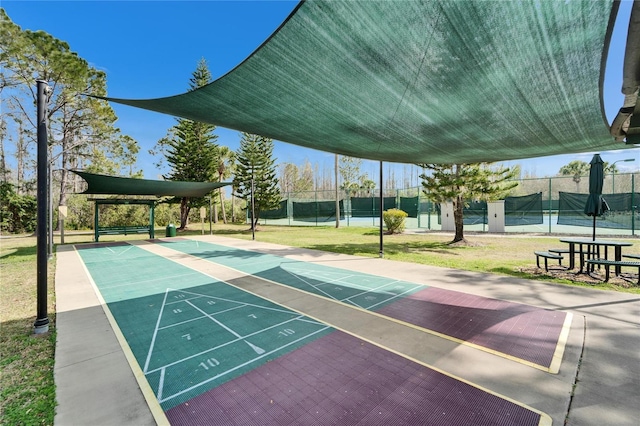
559,161,590,192
559,160,616,193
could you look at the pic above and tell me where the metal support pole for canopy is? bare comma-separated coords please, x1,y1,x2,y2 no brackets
548,178,552,234
335,154,340,228
379,161,383,258
251,170,255,241
632,174,636,236
34,80,50,334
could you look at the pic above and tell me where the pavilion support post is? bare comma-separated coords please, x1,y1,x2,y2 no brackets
94,201,99,242
34,80,50,334
150,203,156,239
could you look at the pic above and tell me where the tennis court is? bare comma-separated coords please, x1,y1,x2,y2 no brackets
73,239,556,425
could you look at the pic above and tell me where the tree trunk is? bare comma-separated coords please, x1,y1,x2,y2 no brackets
55,168,71,231
58,161,71,207
452,195,465,243
0,134,7,183
16,122,25,194
231,193,236,223
219,188,227,224
179,197,190,230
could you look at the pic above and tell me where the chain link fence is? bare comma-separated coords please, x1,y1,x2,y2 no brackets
255,173,640,236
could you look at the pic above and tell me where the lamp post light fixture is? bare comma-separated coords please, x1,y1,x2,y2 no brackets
612,158,635,194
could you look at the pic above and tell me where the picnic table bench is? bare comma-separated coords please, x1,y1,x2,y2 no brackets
585,258,640,285
534,251,564,271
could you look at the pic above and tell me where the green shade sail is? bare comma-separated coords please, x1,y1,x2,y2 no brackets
73,170,230,197
105,0,626,164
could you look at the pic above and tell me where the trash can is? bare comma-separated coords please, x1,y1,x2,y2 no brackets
165,224,176,237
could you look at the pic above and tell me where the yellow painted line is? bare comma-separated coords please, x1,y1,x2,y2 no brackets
154,238,567,374
135,241,552,426
549,312,573,374
73,245,170,426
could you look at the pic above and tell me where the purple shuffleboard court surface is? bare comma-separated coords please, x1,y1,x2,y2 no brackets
376,287,566,368
166,331,543,426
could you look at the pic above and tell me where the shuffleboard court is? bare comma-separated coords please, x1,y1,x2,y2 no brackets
76,242,332,410
75,241,551,425
156,238,571,373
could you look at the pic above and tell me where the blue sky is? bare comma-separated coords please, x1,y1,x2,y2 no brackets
3,0,639,181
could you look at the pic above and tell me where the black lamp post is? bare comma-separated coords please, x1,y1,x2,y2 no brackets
34,80,50,334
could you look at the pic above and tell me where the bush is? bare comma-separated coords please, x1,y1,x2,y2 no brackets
383,208,408,234
66,194,93,230
0,182,37,233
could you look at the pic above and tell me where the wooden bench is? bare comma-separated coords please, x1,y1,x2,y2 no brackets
97,226,151,239
585,258,640,285
534,251,564,271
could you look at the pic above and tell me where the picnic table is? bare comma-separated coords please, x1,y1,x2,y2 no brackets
559,237,633,275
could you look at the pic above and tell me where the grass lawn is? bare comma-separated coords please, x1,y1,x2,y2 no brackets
1,224,638,424
1,236,56,425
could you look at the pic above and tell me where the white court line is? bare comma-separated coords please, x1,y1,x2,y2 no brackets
342,283,409,309
284,265,406,295
117,245,135,256
174,288,297,315
97,244,139,257
157,368,166,401
164,294,205,305
186,300,265,354
143,289,171,373
281,267,338,300
365,286,421,310
283,265,419,309
341,280,417,301
158,326,330,404
145,315,313,375
157,304,245,331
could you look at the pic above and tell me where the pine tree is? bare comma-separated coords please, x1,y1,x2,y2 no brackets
162,58,218,229
233,133,280,230
420,163,518,244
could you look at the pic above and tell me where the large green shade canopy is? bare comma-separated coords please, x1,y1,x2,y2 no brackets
105,0,628,164
73,171,230,198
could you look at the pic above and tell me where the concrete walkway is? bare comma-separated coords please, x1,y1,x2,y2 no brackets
54,236,640,425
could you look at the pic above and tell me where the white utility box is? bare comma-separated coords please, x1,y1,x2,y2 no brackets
487,200,505,233
440,202,455,231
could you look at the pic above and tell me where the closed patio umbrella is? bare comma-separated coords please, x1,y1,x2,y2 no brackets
584,154,608,240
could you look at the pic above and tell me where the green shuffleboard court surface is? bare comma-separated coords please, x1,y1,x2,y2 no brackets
156,239,424,310
75,243,332,410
